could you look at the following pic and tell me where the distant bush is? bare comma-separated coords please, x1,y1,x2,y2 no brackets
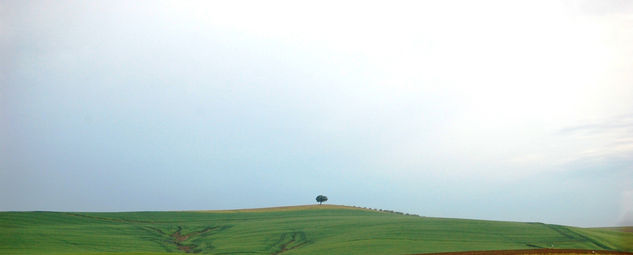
366,207,421,217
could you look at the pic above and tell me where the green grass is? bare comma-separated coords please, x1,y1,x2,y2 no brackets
1,205,631,255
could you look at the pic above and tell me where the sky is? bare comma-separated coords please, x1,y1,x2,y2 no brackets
1,0,632,227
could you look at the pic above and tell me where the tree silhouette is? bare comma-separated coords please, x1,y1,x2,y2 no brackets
316,195,328,205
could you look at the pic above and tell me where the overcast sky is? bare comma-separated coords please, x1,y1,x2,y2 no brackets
1,0,632,227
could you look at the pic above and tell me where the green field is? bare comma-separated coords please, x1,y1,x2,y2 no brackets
1,205,631,255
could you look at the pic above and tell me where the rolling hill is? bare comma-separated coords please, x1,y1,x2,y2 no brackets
1,205,631,255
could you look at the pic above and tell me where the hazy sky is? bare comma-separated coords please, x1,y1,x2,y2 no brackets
1,0,632,227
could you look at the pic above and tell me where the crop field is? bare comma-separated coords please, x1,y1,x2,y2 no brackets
414,249,633,255
1,205,632,255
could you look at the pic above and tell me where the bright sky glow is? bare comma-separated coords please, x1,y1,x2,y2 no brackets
1,0,632,227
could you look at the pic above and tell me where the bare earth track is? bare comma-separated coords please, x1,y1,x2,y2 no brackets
169,226,217,253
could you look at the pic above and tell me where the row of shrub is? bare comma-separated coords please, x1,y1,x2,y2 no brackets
349,205,422,217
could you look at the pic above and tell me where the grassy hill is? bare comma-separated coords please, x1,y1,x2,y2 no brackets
1,205,632,255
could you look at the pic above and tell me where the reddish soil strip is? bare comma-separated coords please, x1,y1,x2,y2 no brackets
410,249,633,255
171,227,188,242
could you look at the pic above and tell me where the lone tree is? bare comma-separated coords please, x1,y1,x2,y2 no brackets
316,195,328,205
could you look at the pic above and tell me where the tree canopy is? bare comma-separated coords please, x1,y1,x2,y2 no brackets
316,195,328,205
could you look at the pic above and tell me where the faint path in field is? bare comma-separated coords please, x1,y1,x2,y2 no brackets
271,231,310,255
142,225,230,253
65,212,230,253
170,226,217,253
546,225,612,250
494,225,544,249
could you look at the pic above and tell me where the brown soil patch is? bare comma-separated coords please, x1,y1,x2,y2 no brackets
169,226,216,253
144,225,219,253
